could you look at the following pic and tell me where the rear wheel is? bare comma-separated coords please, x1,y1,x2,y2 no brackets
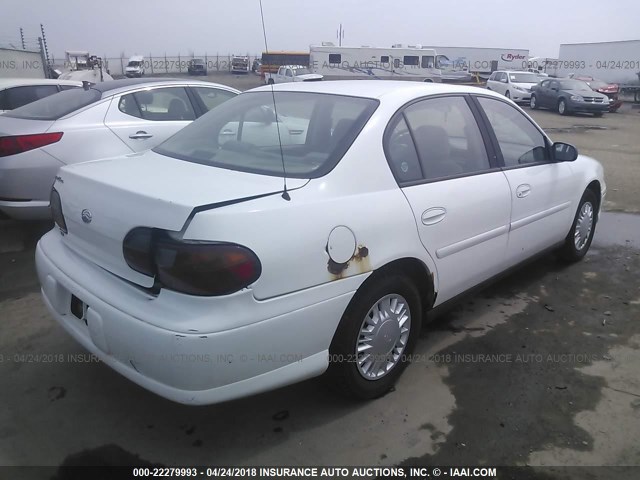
267,78,274,85
530,94,538,109
326,274,422,399
558,189,598,262
558,99,569,115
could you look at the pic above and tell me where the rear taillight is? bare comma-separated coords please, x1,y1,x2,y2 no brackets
123,228,262,296
0,132,63,157
50,188,67,234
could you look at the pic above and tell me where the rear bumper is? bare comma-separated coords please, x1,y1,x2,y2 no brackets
0,149,63,220
36,231,359,405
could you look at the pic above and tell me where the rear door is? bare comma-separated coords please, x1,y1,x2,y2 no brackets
104,86,196,152
385,95,512,304
474,96,579,264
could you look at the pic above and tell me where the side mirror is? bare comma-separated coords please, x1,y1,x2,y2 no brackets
552,142,578,162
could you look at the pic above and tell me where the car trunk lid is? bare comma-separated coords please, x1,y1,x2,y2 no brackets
55,150,307,288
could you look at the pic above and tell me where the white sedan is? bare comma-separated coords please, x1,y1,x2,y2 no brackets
36,81,605,405
0,78,239,219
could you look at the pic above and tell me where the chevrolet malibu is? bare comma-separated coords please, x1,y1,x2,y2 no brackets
36,81,605,405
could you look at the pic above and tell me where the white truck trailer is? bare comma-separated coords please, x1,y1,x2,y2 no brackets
420,46,530,77
309,44,445,82
556,40,640,84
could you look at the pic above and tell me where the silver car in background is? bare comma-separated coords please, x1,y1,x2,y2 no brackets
0,78,83,114
0,78,239,220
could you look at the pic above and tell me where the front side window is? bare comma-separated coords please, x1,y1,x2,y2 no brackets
192,87,237,112
477,97,549,167
154,92,378,178
285,69,293,77
401,96,490,180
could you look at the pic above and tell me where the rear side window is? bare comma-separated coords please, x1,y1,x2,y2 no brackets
421,56,434,68
4,85,59,110
3,87,102,120
119,87,196,121
403,56,419,66
386,116,422,183
477,97,549,167
401,96,490,180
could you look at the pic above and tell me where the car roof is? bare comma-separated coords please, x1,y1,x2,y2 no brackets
91,78,238,96
250,80,507,102
0,78,83,90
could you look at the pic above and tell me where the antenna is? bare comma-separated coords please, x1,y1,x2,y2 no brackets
258,0,290,201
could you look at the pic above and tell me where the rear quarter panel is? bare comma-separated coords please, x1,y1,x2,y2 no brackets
183,107,439,301
42,98,134,165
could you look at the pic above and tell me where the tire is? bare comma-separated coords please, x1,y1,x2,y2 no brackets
267,78,274,85
530,94,538,109
325,274,422,399
505,91,511,99
558,189,598,262
593,112,603,117
558,99,569,115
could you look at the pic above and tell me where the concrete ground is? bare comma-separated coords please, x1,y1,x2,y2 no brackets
0,78,639,478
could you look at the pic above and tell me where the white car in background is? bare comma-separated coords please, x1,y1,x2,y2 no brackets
37,81,605,405
486,70,541,103
0,78,239,219
0,78,82,114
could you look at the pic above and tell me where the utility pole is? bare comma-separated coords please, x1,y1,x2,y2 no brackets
337,23,344,46
20,28,25,49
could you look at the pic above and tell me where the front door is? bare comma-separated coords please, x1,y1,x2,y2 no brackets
104,86,196,153
474,96,579,264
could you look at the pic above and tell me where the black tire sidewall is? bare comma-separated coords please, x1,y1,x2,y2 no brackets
327,274,422,399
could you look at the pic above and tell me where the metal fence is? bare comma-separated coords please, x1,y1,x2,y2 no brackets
51,53,261,76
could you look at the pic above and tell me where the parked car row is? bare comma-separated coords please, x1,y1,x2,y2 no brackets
486,70,621,116
25,80,604,405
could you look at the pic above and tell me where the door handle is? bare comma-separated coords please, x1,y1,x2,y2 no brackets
516,184,531,198
421,207,447,225
129,131,153,139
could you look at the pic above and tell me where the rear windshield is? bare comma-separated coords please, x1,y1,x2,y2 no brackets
3,87,102,120
154,91,378,178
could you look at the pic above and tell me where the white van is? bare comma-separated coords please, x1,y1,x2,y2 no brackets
125,55,145,78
